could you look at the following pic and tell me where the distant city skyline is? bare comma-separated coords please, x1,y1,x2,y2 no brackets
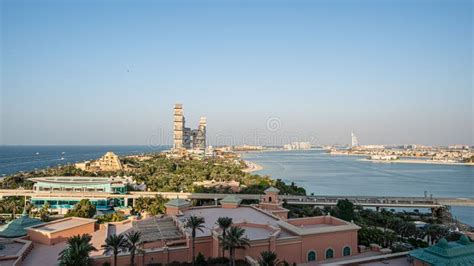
1,0,472,146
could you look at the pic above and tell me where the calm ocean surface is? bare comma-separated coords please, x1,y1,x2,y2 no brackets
0,145,169,176
242,150,474,226
1,146,472,225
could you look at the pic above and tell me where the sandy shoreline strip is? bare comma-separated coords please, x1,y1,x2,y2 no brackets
242,160,264,173
359,158,474,166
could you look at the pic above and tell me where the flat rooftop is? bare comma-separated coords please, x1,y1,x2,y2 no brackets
0,239,24,256
239,226,275,241
297,224,333,229
181,206,282,238
28,217,95,233
22,241,66,266
29,176,112,185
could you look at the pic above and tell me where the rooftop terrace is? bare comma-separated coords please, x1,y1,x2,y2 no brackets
181,206,281,238
132,217,184,243
27,217,95,233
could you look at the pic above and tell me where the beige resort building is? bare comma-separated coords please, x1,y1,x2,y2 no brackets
75,151,124,172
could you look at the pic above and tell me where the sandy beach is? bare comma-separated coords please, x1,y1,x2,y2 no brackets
242,160,263,173
359,158,474,166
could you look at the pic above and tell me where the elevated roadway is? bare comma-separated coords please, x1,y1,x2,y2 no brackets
1,189,473,208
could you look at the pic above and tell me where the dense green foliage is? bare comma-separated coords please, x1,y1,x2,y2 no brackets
133,196,166,215
64,199,96,218
332,199,355,221
59,234,97,266
0,196,27,219
37,202,51,222
283,201,323,218
96,212,126,224
0,154,306,196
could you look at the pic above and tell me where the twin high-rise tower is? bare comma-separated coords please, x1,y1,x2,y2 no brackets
173,104,206,150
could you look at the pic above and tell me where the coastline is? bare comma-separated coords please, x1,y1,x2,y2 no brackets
359,158,474,166
242,160,264,173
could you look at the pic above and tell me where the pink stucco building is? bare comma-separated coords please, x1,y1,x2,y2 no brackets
92,187,360,265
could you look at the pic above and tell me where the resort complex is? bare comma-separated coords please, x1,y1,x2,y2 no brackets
0,188,362,265
29,176,134,212
0,180,473,266
0,105,472,266
75,152,124,172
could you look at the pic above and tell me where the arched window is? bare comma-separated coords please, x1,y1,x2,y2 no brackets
325,248,334,259
307,251,316,261
343,246,351,256
268,196,272,203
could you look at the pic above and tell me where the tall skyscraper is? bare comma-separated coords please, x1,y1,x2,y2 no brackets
351,132,359,147
173,104,207,150
173,104,185,149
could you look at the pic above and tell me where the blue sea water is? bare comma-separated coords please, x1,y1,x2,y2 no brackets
0,145,169,176
242,150,474,226
1,146,472,226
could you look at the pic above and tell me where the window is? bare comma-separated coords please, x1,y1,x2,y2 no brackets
343,246,351,256
307,251,316,261
268,196,272,203
325,248,334,259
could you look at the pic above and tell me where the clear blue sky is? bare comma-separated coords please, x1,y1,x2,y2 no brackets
1,0,472,146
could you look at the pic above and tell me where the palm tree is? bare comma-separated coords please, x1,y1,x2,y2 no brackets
259,251,279,266
7,201,21,218
126,231,142,266
220,226,250,266
59,234,97,266
185,215,206,266
38,202,51,222
102,234,128,266
425,224,448,245
216,217,233,257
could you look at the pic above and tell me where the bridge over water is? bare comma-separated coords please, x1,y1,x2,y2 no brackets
1,189,473,208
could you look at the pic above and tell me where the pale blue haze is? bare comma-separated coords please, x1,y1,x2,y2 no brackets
1,0,472,145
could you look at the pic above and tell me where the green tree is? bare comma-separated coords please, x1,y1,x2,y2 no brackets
148,196,166,215
101,234,128,266
6,200,22,219
134,197,151,214
220,226,250,266
334,199,355,222
185,215,206,266
358,226,383,246
38,202,51,222
96,212,126,224
259,251,279,266
216,217,233,258
425,224,449,245
59,234,97,266
65,199,96,218
195,252,207,266
125,231,142,266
